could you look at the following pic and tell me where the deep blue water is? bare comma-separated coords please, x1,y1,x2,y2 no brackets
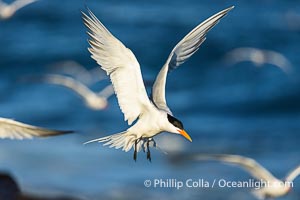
0,0,300,199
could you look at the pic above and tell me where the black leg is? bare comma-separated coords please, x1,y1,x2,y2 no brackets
146,140,151,162
142,141,146,153
133,140,137,162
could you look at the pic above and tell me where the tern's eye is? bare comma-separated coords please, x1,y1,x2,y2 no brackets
167,114,184,129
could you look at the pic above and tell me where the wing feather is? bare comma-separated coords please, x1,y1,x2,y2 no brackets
12,0,37,11
191,154,279,182
82,9,153,125
285,165,300,182
152,6,234,113
42,74,95,99
0,118,72,139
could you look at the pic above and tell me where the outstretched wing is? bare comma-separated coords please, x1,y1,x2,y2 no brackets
0,118,72,139
82,9,153,125
97,84,114,99
12,0,38,11
191,154,279,182
42,74,96,100
285,165,300,182
152,6,234,113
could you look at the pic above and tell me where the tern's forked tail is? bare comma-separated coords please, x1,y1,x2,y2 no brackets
84,131,138,152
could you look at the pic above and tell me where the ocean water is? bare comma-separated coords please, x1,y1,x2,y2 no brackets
0,0,300,199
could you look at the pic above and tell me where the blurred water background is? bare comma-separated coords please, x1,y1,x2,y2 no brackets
0,0,300,199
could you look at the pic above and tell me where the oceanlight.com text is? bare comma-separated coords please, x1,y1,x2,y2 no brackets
143,178,293,190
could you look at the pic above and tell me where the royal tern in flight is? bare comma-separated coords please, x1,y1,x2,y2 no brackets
82,6,234,161
189,154,300,199
224,47,293,74
41,74,114,110
0,0,38,20
48,60,106,85
0,117,72,139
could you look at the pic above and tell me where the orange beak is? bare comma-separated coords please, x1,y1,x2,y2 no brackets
178,129,192,142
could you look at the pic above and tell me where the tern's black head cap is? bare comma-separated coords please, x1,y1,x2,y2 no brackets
167,114,184,130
